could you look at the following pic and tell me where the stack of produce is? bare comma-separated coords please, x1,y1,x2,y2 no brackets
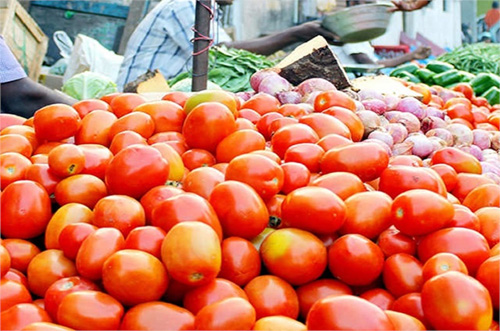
0,68,499,330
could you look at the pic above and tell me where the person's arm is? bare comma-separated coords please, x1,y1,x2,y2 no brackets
1,78,76,119
389,0,431,12
221,21,343,56
377,46,431,67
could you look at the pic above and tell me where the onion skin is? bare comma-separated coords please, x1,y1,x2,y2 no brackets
421,116,447,133
236,91,255,101
276,91,302,105
250,69,279,91
472,129,492,150
384,111,421,133
384,95,400,110
361,99,388,115
295,78,336,97
426,128,454,146
396,97,427,120
404,133,434,158
386,123,408,144
258,74,292,97
446,123,473,146
358,89,384,101
392,142,414,156
356,110,381,138
425,106,445,119
491,132,500,151
368,129,394,148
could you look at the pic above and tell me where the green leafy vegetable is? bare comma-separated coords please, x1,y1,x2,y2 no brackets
62,71,117,100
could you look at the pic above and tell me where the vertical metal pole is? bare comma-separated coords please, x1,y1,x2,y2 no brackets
192,0,212,92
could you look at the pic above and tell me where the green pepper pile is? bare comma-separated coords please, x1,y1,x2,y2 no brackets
168,46,276,93
436,43,500,76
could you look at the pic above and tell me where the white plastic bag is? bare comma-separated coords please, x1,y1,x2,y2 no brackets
63,34,123,83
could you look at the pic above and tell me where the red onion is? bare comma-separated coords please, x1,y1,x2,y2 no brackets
258,74,292,97
491,132,500,151
425,106,445,119
484,172,500,184
481,162,500,176
439,89,461,103
428,136,447,154
429,87,439,95
447,123,473,146
295,78,336,97
482,149,499,160
386,123,408,144
356,110,381,138
405,133,434,158
384,95,400,110
302,90,322,105
235,91,255,101
368,129,394,148
389,112,421,133
276,91,302,104
421,116,447,133
250,69,279,91
361,98,388,115
426,128,454,146
364,138,392,156
379,115,390,129
392,141,414,156
472,129,492,150
354,100,365,112
396,97,427,120
358,89,384,101
457,144,483,161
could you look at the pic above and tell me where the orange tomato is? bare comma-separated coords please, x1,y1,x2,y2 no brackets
134,100,185,133
92,195,146,237
422,252,468,282
463,184,500,212
0,134,33,157
0,279,32,312
110,93,146,118
253,316,307,331
316,133,353,151
182,167,224,200
2,239,40,274
33,104,81,142
45,203,93,249
72,98,111,118
219,237,261,287
215,129,266,163
271,123,319,159
431,147,482,174
322,106,364,142
296,279,352,320
452,173,495,202
385,310,426,331
74,110,117,146
314,90,356,112
1,125,39,152
311,172,366,201
475,207,500,247
0,152,32,188
194,297,256,330
54,174,107,209
109,130,147,155
120,302,194,330
108,111,155,140
299,113,352,139
241,93,280,116
0,303,52,330
47,144,85,178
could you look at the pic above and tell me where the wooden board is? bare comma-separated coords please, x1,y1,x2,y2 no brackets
0,0,48,80
351,75,423,101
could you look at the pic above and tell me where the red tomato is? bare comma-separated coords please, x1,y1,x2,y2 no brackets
72,98,111,118
120,301,194,330
314,90,356,112
0,279,32,312
317,133,353,151
244,275,299,319
20,322,74,331
183,278,248,314
417,227,490,275
382,253,423,298
261,228,327,286
421,271,492,330
100,92,120,105
105,145,169,199
476,207,500,248
271,123,319,159
283,143,324,173
463,184,500,212
109,130,147,155
299,113,352,139
2,239,40,274
385,310,426,331
58,223,98,260
452,83,474,100
151,193,223,241
311,172,366,201
0,303,51,330
328,234,384,286
256,112,283,140
181,149,216,170
280,162,311,194
446,103,474,123
162,91,189,107
47,144,85,178
33,104,81,142
476,255,499,310
215,129,266,163
253,316,307,331
194,297,256,330
391,293,430,328
321,142,389,182
78,144,113,180
239,108,262,123
218,237,261,287
1,180,52,239
0,125,38,152
182,102,236,153
110,93,146,118
57,290,124,330
161,222,221,286
44,203,93,250
209,181,269,239
102,249,168,306
306,295,394,330
75,110,117,146
44,276,99,321
134,100,185,133
124,226,166,259
75,227,125,281
430,163,458,192
281,186,346,235
109,111,155,139
452,173,495,202
139,185,183,224
0,244,11,278
241,93,280,116
377,227,417,257
54,174,107,209
322,106,364,142
422,252,468,282
431,147,482,174
183,90,238,117
181,167,224,200
296,279,352,320
93,195,145,237
0,134,33,158
0,113,27,131
359,288,395,311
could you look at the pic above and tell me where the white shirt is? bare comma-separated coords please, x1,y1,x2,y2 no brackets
329,41,378,65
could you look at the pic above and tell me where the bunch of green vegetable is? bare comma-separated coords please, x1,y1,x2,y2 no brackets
436,43,500,76
168,46,276,93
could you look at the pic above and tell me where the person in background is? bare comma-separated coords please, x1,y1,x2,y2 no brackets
389,0,431,12
116,0,343,90
0,36,76,119
485,1,500,31
479,31,493,43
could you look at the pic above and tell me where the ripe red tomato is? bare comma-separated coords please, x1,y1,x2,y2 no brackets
47,144,85,178
422,252,468,282
181,148,216,170
314,90,356,112
463,184,500,212
218,237,261,287
382,253,423,298
108,130,147,155
215,129,266,163
75,110,117,146
54,174,107,209
299,113,352,139
100,92,120,105
183,278,248,314
44,276,99,321
181,167,224,200
377,227,417,257
417,227,490,276
317,133,353,151
124,226,166,259
476,256,499,310
161,222,221,286
253,316,307,331
429,163,458,192
151,193,223,241
33,104,81,142
431,147,482,174
271,123,320,159
139,185,183,224
476,207,500,248
78,144,113,180
452,173,495,202
44,203,93,250
2,239,40,274
194,297,256,330
321,142,389,182
452,83,474,100
109,111,155,140
1,180,52,239
241,93,280,116
322,106,364,142
120,301,194,330
75,227,125,281
296,279,352,320
306,295,394,330
391,292,430,328
19,322,74,331
0,279,32,313
281,186,346,235
102,249,168,306
0,113,27,131
24,163,60,195
311,172,366,201
0,152,31,188
72,98,111,118
134,100,185,133
57,290,124,330
0,244,11,278
110,93,146,118
58,223,98,260
209,181,269,239
93,195,146,237
261,228,327,286
280,162,311,194
244,275,299,319
105,145,169,199
328,234,384,286
182,102,237,153
385,310,426,331
421,271,493,330
26,249,77,298
359,288,395,311
284,143,324,173
0,134,33,157
162,91,189,107
0,303,51,330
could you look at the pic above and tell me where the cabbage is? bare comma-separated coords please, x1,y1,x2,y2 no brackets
62,71,117,100
170,78,222,92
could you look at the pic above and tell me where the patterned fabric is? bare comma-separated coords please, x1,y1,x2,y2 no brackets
0,35,27,84
116,0,231,90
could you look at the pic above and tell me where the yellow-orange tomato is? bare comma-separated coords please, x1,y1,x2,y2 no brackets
45,203,93,250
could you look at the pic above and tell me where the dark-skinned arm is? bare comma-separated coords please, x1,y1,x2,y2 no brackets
1,77,77,119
